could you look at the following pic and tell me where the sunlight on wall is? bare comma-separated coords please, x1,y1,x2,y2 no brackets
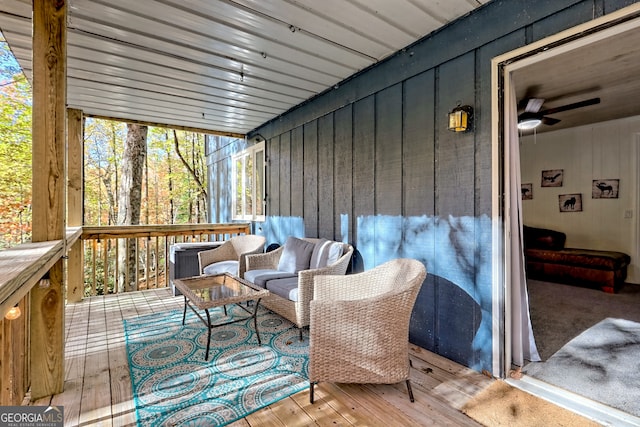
258,213,493,371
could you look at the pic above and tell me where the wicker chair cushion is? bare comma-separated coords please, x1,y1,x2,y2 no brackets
310,239,344,269
266,277,299,301
277,237,315,273
243,269,297,288
202,260,238,276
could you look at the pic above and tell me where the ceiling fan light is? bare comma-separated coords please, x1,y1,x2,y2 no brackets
518,117,542,130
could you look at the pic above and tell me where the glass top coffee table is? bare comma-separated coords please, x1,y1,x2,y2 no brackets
173,273,269,360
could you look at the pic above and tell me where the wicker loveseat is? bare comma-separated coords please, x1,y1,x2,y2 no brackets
243,237,354,336
523,225,630,293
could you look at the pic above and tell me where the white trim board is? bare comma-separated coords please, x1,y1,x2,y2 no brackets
506,376,640,427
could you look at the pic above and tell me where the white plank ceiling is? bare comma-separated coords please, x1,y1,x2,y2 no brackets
0,0,489,135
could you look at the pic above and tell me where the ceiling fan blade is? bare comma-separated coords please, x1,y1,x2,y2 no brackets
542,116,561,126
524,98,545,113
539,97,600,116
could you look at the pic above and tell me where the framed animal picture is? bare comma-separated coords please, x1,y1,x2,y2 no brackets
559,193,582,212
592,179,619,199
541,169,563,187
521,183,533,200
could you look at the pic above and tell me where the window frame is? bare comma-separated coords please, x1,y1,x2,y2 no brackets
231,141,265,222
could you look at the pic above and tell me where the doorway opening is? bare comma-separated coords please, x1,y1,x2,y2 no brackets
492,5,640,425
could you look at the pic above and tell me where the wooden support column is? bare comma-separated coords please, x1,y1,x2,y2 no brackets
30,0,67,399
67,108,84,303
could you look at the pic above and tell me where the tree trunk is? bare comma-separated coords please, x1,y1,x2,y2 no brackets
173,130,207,221
117,124,147,292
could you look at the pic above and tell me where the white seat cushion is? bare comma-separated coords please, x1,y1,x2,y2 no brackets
244,269,297,288
202,260,238,276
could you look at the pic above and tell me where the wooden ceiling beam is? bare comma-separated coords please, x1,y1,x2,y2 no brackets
83,113,246,139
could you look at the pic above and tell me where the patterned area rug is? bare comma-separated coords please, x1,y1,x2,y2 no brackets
523,317,640,417
124,306,309,426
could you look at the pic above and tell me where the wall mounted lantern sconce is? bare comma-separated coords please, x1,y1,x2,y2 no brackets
253,133,265,143
448,105,473,132
5,303,21,320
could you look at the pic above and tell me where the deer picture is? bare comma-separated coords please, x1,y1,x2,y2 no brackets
596,181,613,196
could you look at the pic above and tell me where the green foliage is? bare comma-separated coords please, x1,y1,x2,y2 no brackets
84,122,209,226
0,38,32,248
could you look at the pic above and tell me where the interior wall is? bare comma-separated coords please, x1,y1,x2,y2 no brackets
520,116,640,283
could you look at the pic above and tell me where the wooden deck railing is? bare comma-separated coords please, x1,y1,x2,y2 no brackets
0,227,82,405
0,222,251,405
79,223,251,297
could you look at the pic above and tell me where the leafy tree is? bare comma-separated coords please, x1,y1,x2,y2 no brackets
0,33,32,248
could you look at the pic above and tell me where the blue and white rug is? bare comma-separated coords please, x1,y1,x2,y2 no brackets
124,306,309,426
524,317,640,417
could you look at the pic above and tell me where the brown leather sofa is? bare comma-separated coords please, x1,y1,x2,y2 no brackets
523,225,631,293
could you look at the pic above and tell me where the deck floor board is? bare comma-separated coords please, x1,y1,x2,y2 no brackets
36,288,494,426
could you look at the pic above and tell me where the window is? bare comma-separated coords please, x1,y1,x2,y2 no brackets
232,142,265,221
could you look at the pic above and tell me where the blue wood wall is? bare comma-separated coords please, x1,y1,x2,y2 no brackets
210,0,639,373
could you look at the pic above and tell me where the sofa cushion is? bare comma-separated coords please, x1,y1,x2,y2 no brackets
202,260,238,276
277,237,315,273
526,248,630,270
266,277,299,301
310,239,344,269
523,226,566,250
244,269,297,289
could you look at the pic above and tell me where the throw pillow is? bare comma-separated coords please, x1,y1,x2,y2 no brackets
277,237,315,273
309,239,345,269
310,238,331,269
325,242,344,266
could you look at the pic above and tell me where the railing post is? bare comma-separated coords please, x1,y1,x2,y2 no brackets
30,0,67,399
67,108,84,302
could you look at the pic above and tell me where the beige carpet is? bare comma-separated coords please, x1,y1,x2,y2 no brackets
462,380,601,427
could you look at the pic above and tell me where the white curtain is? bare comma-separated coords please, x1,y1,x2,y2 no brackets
507,74,541,365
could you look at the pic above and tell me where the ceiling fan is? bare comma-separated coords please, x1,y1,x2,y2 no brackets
517,96,601,130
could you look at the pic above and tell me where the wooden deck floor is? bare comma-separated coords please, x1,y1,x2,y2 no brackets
31,288,494,426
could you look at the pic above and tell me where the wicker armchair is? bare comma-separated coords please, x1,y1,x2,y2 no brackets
197,235,265,278
309,258,427,403
244,238,354,335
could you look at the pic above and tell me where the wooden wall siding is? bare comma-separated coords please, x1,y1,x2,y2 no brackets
531,1,596,41
302,122,318,239
290,127,304,221
210,0,639,372
318,114,335,239
403,71,435,218
208,137,248,224
279,132,292,225
268,136,281,237
334,106,354,245
351,96,376,272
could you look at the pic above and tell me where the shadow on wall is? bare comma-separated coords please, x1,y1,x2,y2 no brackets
410,274,483,367
257,214,493,372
